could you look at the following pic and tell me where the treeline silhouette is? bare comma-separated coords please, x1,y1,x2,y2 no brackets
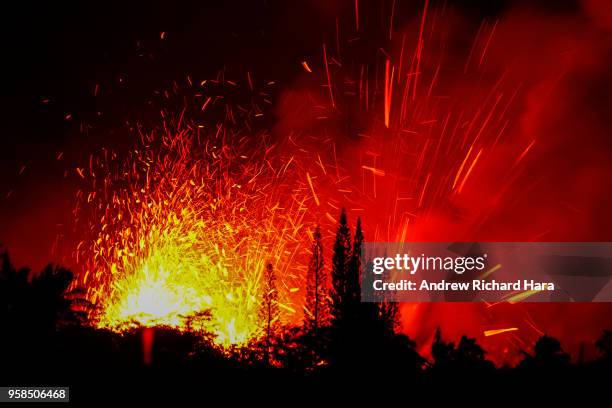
1,209,611,400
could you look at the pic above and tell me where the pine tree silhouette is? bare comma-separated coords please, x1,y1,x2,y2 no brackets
431,328,494,373
454,335,494,371
331,208,351,323
519,335,570,370
305,226,328,333
596,330,612,362
378,300,400,335
326,211,413,373
261,262,278,364
350,218,399,339
431,327,455,370
346,217,363,307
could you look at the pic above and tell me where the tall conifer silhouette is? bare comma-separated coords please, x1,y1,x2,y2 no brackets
261,262,278,361
331,208,351,322
347,217,363,307
305,226,327,333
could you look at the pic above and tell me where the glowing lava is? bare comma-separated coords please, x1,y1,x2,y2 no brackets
75,126,315,347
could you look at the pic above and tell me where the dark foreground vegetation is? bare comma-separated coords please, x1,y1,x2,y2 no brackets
1,211,611,403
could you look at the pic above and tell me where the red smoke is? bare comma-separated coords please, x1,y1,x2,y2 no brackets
399,1,612,365
272,0,612,365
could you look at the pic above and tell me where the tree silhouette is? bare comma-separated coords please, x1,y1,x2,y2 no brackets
431,327,456,370
261,262,279,350
351,218,400,341
378,300,400,335
386,334,426,374
519,335,570,370
0,250,97,384
0,251,88,334
339,216,366,331
331,208,351,323
304,226,328,333
454,336,494,371
327,210,361,368
346,217,363,307
325,211,414,372
431,328,494,373
595,330,612,362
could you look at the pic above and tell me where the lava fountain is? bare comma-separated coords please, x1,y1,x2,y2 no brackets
74,123,321,347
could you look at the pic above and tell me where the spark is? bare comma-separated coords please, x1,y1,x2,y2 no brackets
301,61,313,73
484,327,519,337
418,172,431,208
452,145,474,190
478,21,498,68
515,139,536,165
361,165,386,177
457,148,483,193
412,0,429,100
384,59,394,127
322,43,335,109
306,172,320,206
